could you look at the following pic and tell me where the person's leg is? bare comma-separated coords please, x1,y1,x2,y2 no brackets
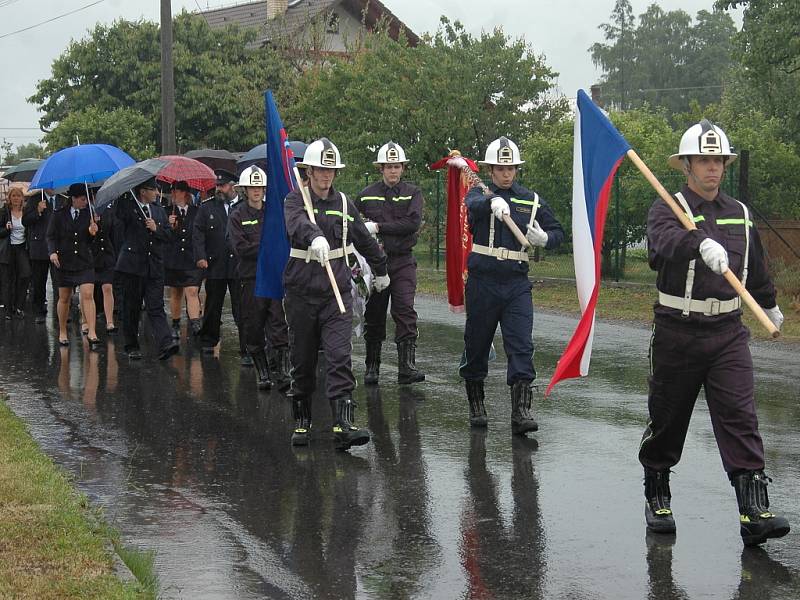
102,283,115,329
169,286,183,321
79,283,97,339
184,285,200,320
120,273,144,352
57,286,71,341
198,278,224,348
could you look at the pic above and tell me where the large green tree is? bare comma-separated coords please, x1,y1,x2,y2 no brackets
29,12,294,157
590,1,736,113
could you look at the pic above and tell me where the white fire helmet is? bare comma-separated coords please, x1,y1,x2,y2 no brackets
668,119,736,170
480,136,525,166
297,137,346,169
238,165,267,187
374,141,408,165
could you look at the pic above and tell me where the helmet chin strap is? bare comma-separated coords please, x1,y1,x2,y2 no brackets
683,157,725,192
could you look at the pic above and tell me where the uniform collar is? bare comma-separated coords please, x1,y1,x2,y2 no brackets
681,184,721,209
489,181,523,195
310,185,338,203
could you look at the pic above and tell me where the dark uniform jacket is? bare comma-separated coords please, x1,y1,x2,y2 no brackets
648,185,776,328
165,204,197,272
193,198,238,280
45,207,95,271
228,202,263,280
92,208,120,272
284,186,387,300
22,193,65,261
114,196,171,277
355,180,423,255
466,181,564,279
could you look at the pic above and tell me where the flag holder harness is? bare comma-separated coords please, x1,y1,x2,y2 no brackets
289,191,355,263
471,194,540,262
657,192,749,316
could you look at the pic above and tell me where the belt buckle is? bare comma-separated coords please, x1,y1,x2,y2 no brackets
496,247,509,261
707,298,721,316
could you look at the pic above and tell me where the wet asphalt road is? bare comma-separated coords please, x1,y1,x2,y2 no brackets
1,295,798,599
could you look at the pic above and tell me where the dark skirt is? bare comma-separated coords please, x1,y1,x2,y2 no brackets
165,268,202,288
95,268,115,285
58,268,95,288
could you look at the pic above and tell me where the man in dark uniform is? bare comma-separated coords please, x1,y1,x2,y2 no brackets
355,141,425,385
114,178,179,361
193,170,245,360
638,120,789,547
165,181,202,339
460,136,564,436
23,188,63,323
284,138,389,450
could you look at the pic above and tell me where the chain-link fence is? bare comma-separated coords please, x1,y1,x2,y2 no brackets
335,165,741,285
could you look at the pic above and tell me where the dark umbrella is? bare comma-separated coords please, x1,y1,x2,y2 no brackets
235,141,307,174
2,159,45,182
184,149,237,173
95,158,169,212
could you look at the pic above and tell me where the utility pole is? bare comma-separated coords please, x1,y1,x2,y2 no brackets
160,0,176,154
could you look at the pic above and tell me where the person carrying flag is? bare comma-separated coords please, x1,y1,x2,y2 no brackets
460,137,564,435
355,141,425,386
283,138,389,450
638,120,789,547
228,165,291,391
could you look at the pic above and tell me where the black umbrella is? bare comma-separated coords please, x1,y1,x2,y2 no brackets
95,158,169,212
184,149,237,173
2,159,45,182
235,141,307,174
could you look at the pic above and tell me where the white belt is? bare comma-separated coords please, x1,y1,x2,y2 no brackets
290,243,354,263
658,291,741,316
471,243,529,262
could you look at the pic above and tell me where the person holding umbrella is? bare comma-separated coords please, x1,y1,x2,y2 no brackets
46,183,100,347
165,181,202,339
23,187,64,323
0,185,32,320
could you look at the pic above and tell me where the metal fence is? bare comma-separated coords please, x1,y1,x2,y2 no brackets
335,166,742,285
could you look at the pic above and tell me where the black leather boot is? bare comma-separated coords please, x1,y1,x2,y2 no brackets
330,395,370,451
248,346,272,390
644,468,676,533
189,318,202,336
731,470,790,546
291,395,312,446
466,379,487,427
364,340,381,385
510,380,538,435
274,346,292,391
397,339,425,384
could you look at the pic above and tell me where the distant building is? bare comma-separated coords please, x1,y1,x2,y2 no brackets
200,0,419,54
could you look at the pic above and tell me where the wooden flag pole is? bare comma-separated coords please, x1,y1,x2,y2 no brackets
626,149,779,339
292,166,346,314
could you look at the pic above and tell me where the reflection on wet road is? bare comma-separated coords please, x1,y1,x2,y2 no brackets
1,296,798,599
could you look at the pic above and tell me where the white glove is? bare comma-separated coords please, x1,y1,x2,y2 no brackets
310,235,330,265
365,221,379,236
490,197,510,220
526,220,548,247
765,306,784,331
699,238,729,275
374,274,390,292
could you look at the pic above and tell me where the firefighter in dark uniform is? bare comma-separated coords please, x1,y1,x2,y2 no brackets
355,141,425,385
165,181,202,339
114,178,180,361
284,138,389,450
193,170,245,360
460,136,564,435
23,188,63,323
228,166,291,391
638,120,789,547
46,183,100,347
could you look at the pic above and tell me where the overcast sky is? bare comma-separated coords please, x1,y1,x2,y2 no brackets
0,0,739,149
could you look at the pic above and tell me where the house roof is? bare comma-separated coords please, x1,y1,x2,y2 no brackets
199,0,419,47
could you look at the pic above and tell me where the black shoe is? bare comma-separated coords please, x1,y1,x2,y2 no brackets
88,337,102,351
466,379,488,427
331,395,370,451
171,320,180,341
127,349,143,360
158,342,180,361
511,380,538,435
364,340,381,385
732,470,790,546
240,354,254,367
248,347,272,390
13,309,24,320
291,395,312,446
397,339,425,384
644,468,677,534
106,325,118,335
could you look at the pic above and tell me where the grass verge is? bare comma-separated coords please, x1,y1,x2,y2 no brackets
417,268,800,342
0,399,156,599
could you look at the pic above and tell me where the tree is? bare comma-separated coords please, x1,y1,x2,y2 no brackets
29,12,295,155
43,107,156,159
1,143,47,166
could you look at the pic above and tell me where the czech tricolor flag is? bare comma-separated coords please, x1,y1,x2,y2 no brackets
546,90,631,396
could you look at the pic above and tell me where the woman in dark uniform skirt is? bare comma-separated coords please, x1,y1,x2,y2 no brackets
165,181,202,339
92,201,119,334
46,183,100,347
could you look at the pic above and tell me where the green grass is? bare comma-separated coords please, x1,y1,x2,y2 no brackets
0,400,155,599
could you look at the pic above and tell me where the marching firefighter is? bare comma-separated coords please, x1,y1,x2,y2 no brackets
284,138,388,450
227,165,291,391
639,120,789,547
460,136,564,435
355,141,425,385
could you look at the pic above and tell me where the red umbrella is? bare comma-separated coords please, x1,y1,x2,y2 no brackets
156,155,216,191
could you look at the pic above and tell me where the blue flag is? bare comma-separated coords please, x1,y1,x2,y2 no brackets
255,91,297,299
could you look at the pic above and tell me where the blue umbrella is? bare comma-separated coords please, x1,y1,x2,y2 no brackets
30,143,135,190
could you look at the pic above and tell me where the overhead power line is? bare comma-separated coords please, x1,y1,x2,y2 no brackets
0,0,105,40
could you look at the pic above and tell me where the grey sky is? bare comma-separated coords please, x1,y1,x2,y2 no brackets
0,0,739,149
